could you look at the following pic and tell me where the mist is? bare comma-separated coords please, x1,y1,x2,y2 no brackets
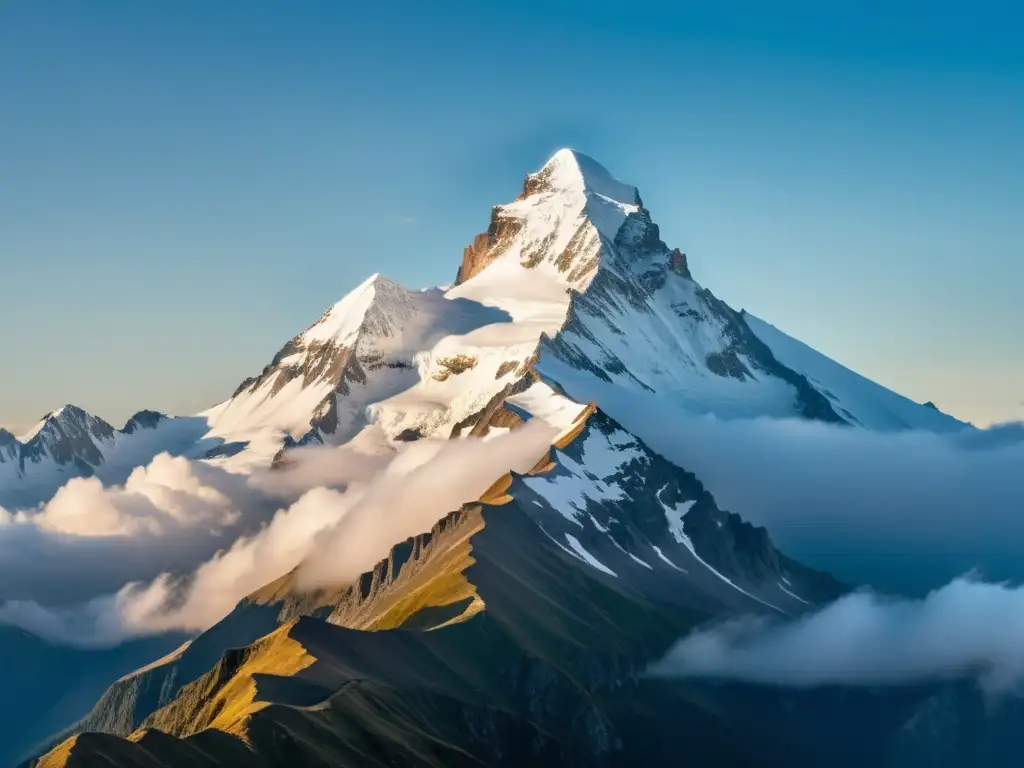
650,575,1024,694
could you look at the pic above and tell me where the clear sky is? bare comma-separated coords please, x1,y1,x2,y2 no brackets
1,0,1021,432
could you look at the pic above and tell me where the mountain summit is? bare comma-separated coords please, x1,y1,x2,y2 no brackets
456,148,645,287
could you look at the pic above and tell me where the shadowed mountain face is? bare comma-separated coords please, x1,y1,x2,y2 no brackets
0,628,185,766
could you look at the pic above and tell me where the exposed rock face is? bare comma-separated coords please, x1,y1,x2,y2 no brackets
668,248,690,278
455,206,526,285
43,505,487,756
431,354,479,382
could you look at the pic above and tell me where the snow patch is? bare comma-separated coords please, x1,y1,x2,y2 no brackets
652,544,688,573
778,581,810,605
662,501,783,613
627,551,653,570
564,533,617,577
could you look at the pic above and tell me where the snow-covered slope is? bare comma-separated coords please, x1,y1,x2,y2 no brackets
204,274,509,444
743,313,968,432
1,149,966,510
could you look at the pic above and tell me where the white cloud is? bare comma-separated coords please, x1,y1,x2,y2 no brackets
296,419,557,590
31,454,237,537
650,575,1024,694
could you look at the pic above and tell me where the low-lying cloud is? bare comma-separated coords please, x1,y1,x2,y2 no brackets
0,420,557,647
548,365,1024,595
28,454,241,537
544,368,1024,693
297,420,557,589
650,575,1024,694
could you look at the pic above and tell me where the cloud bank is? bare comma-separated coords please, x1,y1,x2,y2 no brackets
549,366,1024,594
650,575,1024,694
0,420,557,647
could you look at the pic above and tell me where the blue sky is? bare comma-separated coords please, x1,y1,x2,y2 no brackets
1,0,1021,431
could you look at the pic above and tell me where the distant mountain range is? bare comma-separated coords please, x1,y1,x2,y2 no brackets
7,150,999,768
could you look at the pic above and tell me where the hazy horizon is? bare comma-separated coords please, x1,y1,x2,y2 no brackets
3,1,1021,430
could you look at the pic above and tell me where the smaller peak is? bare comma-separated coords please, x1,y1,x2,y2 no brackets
123,410,166,434
302,273,413,345
19,403,115,446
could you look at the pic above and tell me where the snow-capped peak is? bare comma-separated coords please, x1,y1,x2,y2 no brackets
530,149,641,210
453,149,649,292
300,273,410,347
2,150,972,515
19,404,112,443
522,148,643,245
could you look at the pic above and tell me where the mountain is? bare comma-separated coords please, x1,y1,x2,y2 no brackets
199,148,964,453
0,627,183,767
0,406,215,510
203,274,511,444
5,149,991,767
